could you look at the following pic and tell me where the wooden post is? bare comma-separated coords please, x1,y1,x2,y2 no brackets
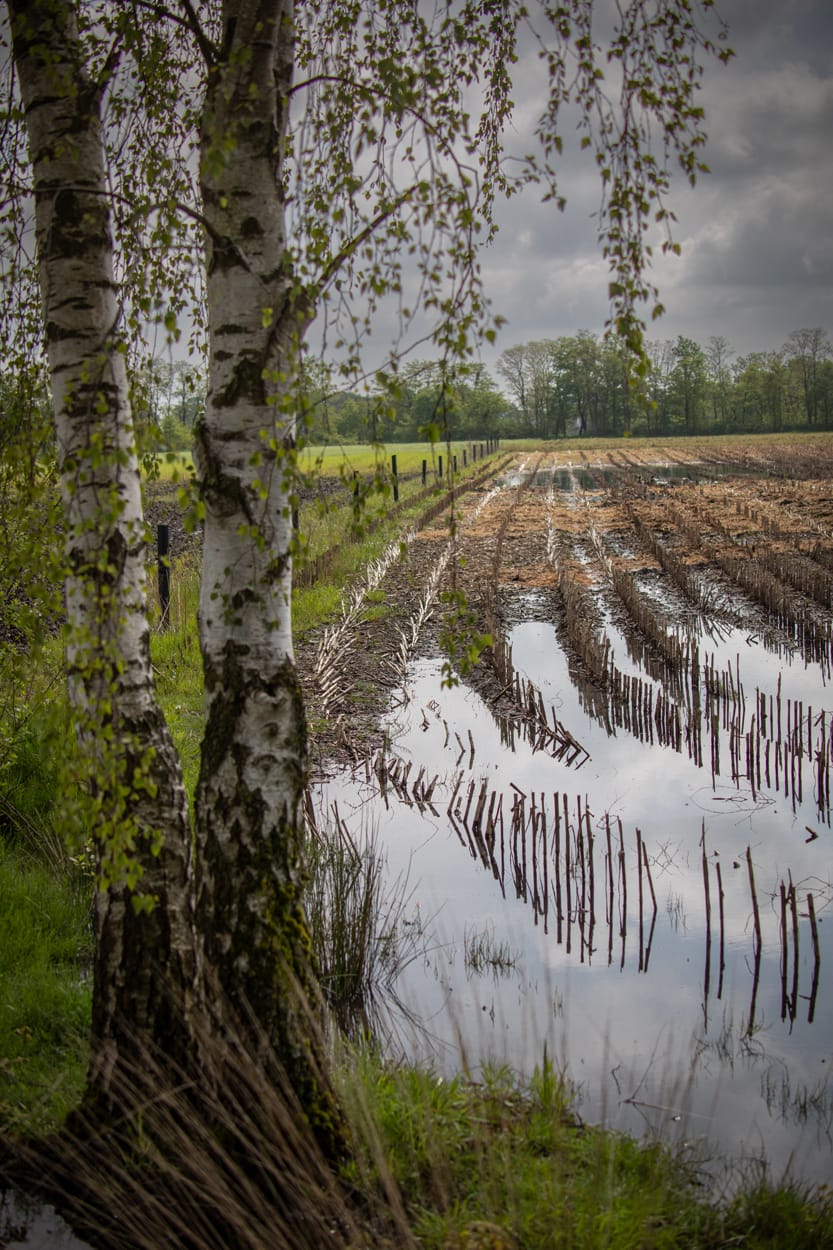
391,453,399,502
157,523,170,629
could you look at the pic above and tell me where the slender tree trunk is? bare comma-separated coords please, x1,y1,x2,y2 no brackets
10,0,199,1106
194,0,344,1156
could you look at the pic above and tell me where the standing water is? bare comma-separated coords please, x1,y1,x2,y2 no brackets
315,452,833,1186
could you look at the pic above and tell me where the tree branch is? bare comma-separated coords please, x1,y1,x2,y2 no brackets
177,0,217,66
95,35,123,98
128,0,204,45
316,186,417,293
123,0,217,64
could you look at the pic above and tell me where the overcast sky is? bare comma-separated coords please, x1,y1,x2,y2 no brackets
477,0,833,370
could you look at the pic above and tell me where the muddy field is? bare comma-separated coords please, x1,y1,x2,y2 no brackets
302,436,833,1183
301,438,833,770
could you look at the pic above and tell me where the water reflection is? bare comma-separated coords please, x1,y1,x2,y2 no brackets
0,1191,91,1249
317,612,833,1183
527,462,757,495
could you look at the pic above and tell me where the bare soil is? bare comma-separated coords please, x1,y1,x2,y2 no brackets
296,438,833,772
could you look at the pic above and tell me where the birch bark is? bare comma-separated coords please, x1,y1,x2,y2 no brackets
194,0,343,1151
9,0,199,1104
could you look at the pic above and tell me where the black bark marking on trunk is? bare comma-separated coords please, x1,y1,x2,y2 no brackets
195,647,348,1156
66,526,128,586
87,701,197,1111
219,356,266,408
206,235,243,275
195,420,253,518
265,551,291,583
50,186,111,246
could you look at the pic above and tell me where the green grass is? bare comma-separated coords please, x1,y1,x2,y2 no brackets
343,1055,833,1250
146,438,482,483
295,470,432,563
299,439,480,477
0,843,91,1133
148,450,195,482
293,525,409,640
149,549,204,796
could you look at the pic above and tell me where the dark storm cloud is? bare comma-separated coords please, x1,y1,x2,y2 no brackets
480,0,833,367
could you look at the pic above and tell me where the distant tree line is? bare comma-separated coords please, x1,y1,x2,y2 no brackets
298,359,511,446
141,327,833,451
135,360,206,451
497,327,833,438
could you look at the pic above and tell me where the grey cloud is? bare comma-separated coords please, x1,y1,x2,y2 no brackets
478,0,833,366
703,60,833,183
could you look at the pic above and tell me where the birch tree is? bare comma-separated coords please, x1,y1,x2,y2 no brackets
7,0,201,1115
3,0,731,1144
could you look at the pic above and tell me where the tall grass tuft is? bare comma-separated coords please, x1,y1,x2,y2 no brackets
2,1010,415,1250
303,801,428,1042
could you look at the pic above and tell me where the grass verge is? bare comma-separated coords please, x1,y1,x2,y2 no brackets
0,844,91,1135
342,1054,833,1250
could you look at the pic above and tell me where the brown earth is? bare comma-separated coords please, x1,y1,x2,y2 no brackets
295,438,833,773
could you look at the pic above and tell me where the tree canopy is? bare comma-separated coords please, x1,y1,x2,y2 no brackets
495,327,833,438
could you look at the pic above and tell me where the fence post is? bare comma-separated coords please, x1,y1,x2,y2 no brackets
391,453,399,502
157,523,170,629
422,458,427,485
438,454,443,481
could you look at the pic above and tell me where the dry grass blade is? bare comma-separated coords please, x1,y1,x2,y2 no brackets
2,1007,415,1250
2,786,443,1249
303,803,429,1042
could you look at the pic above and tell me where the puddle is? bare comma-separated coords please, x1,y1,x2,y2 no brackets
318,614,833,1184
0,1191,92,1249
527,463,763,494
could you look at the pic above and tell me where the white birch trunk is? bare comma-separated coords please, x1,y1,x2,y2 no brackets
194,0,343,1153
10,0,199,1103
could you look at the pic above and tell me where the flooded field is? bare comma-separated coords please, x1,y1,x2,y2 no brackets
307,439,833,1186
